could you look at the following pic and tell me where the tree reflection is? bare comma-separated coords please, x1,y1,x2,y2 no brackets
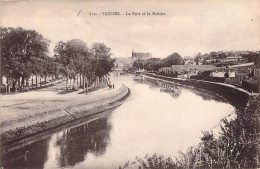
1,138,49,169
144,78,226,103
192,90,225,103
56,117,112,167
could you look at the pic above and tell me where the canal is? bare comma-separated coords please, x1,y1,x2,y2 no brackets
1,74,235,169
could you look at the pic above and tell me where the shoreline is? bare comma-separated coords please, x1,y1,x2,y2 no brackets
0,85,130,151
144,73,259,109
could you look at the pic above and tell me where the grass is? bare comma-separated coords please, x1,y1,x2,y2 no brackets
119,95,260,169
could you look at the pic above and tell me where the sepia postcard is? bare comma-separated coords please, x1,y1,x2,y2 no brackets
0,0,259,168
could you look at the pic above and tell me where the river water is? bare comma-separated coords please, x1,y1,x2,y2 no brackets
1,74,235,169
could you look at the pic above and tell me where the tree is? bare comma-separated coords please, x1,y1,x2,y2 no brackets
1,27,50,93
133,59,145,70
254,54,260,68
54,39,88,90
200,96,260,168
132,53,182,72
90,43,115,78
161,52,183,67
145,58,162,71
54,40,115,92
133,58,163,71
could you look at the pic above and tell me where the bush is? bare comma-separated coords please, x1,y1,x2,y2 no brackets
120,95,260,169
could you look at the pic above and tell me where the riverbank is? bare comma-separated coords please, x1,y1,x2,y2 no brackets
144,73,259,109
119,74,260,169
0,83,130,149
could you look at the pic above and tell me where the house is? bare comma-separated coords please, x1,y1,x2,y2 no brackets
159,67,174,74
132,49,152,59
210,68,236,78
171,65,216,72
204,56,243,64
204,59,218,64
184,59,196,65
219,56,243,62
159,65,216,78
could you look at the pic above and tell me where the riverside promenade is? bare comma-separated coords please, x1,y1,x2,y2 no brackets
0,80,130,147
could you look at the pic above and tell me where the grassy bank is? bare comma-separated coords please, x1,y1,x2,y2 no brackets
120,95,259,169
119,75,260,169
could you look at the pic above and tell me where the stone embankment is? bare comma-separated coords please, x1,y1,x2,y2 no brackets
0,85,130,147
144,73,259,109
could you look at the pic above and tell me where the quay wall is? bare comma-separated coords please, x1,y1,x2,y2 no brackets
144,73,259,109
1,85,130,150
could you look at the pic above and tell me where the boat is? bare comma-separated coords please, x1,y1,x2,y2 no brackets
160,87,181,94
133,75,143,81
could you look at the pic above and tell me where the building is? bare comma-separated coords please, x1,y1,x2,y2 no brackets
159,67,174,74
220,56,243,62
171,65,216,72
205,56,243,63
159,65,216,78
210,68,236,78
132,49,152,59
183,57,196,65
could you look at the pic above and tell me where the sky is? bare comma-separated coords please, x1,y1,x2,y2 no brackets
1,0,260,58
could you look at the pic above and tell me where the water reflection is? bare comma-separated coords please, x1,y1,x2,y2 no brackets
1,74,235,169
141,77,225,102
56,117,111,167
1,139,49,169
1,117,112,169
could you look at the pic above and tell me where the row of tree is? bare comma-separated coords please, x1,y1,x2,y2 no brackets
0,27,115,93
194,51,260,64
132,52,183,71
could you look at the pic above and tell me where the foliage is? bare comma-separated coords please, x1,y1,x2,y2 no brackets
120,95,260,168
132,53,183,71
194,51,260,65
119,154,177,169
90,43,115,77
1,27,51,90
1,27,115,93
161,53,183,67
